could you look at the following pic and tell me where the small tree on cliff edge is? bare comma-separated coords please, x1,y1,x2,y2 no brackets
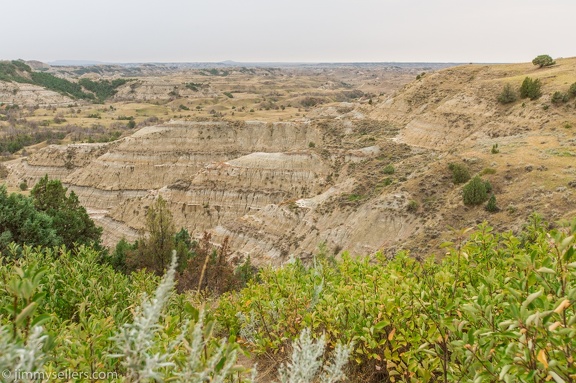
128,196,176,274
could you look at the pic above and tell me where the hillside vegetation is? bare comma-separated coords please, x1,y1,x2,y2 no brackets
0,60,127,101
1,210,575,382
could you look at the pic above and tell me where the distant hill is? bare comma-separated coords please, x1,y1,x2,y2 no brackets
0,60,128,102
49,60,109,66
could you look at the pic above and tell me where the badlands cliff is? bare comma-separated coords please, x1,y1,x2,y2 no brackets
4,59,576,264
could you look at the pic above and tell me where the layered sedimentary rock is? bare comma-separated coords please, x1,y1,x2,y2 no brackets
5,116,418,261
0,82,74,106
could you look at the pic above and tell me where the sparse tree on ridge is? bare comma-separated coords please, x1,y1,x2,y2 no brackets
532,54,555,68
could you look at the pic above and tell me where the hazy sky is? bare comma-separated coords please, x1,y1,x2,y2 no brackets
1,0,574,63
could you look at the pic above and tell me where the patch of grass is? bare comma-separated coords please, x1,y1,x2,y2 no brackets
545,149,576,157
346,193,364,202
382,164,395,175
480,167,496,175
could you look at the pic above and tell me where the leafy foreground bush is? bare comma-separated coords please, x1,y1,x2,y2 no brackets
0,246,349,383
0,247,247,382
218,217,576,382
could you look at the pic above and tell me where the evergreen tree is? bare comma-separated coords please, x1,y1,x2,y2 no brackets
485,194,499,212
448,163,471,184
520,77,542,100
462,176,489,206
0,185,59,255
570,82,576,97
128,196,176,274
31,175,102,249
532,54,555,68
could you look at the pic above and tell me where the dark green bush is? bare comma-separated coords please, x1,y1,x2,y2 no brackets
0,185,59,254
484,179,493,194
520,77,542,100
31,175,102,249
569,83,576,97
382,164,395,175
485,194,498,212
532,54,555,68
551,91,569,104
448,163,470,184
462,176,489,206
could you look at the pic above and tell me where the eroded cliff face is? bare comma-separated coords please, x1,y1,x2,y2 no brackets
6,118,416,263
0,82,74,107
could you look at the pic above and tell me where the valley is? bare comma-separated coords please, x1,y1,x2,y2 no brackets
1,59,576,264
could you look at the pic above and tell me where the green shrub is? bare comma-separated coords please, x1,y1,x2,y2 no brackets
491,143,499,154
462,176,489,205
382,164,395,175
520,77,542,100
480,167,496,175
0,185,59,254
569,82,576,97
484,179,493,194
532,54,555,68
0,248,255,383
218,219,576,382
223,92,234,98
19,181,27,191
31,175,102,249
407,200,419,212
497,84,517,104
551,91,569,104
485,193,499,212
30,72,94,100
448,162,470,184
